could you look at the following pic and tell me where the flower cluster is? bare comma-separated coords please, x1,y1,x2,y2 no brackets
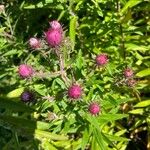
18,20,136,117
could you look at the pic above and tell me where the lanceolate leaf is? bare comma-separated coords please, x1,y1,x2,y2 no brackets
136,69,150,77
98,114,128,122
69,16,77,49
121,0,142,14
93,128,106,150
81,125,91,150
134,100,150,108
34,130,68,141
7,87,24,98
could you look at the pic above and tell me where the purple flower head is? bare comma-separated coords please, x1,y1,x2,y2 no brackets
21,91,34,102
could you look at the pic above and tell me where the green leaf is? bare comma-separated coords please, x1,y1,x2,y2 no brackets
86,114,103,129
7,87,24,98
98,114,128,122
24,2,44,9
92,136,99,150
0,27,6,33
104,133,129,142
121,0,142,14
55,78,66,89
136,69,150,77
45,0,53,3
129,109,144,114
81,126,91,150
3,49,18,56
42,140,57,150
69,16,77,49
34,130,68,141
134,100,150,108
76,49,84,69
34,84,47,96
93,128,106,150
37,121,51,130
125,43,149,51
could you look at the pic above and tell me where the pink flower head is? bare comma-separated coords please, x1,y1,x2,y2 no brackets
18,64,33,78
29,37,40,49
49,20,62,30
124,68,134,78
68,84,82,99
45,28,63,47
88,102,100,115
96,53,108,66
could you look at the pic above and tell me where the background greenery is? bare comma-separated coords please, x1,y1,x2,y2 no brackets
0,0,150,150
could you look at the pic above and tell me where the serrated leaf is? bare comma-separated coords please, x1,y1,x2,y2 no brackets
136,69,150,77
134,100,150,108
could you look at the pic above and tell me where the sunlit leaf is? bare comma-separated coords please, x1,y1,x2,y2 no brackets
136,69,150,77
134,100,150,108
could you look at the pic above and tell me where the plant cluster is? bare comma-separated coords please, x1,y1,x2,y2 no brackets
0,1,150,150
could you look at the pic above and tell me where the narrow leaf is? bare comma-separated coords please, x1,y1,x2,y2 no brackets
129,109,144,114
121,0,142,14
134,100,150,108
69,16,77,49
136,69,150,77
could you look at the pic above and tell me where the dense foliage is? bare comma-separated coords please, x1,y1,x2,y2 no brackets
0,0,150,150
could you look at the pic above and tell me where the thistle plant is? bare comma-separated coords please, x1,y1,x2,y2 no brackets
0,1,149,150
